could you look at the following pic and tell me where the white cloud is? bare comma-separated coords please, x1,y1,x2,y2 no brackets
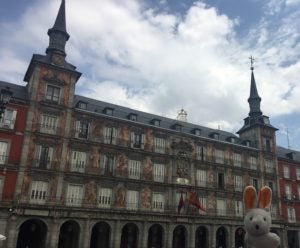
1,0,300,146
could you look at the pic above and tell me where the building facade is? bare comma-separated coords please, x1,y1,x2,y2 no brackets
0,1,294,248
277,146,300,248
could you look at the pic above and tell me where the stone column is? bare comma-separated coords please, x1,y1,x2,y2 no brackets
189,224,195,248
141,222,148,248
81,219,90,247
113,220,121,248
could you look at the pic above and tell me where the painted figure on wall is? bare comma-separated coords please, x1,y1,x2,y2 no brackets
86,181,97,205
143,157,153,180
141,187,151,209
90,147,100,168
117,154,128,177
115,186,126,207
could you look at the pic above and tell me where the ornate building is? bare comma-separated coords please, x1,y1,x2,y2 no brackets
0,0,292,247
277,146,300,248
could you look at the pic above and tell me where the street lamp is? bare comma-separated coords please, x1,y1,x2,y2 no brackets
0,87,13,119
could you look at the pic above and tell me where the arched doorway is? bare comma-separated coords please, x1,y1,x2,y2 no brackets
216,227,227,248
58,220,80,248
90,222,111,248
172,225,187,248
16,219,47,248
120,223,138,248
235,228,245,248
147,224,163,248
195,226,208,248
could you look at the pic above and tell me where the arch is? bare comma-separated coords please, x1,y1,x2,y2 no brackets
235,227,245,248
172,225,187,248
120,223,139,248
58,220,80,248
195,226,208,248
147,224,164,248
90,221,111,248
16,218,47,248
216,226,228,248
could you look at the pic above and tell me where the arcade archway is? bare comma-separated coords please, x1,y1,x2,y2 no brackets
172,225,187,248
58,220,80,248
120,223,138,248
195,226,208,248
147,224,163,248
90,222,111,248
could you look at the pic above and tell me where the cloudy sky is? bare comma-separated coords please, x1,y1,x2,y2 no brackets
1,0,300,150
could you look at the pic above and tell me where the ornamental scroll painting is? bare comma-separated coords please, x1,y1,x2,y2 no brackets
176,151,189,178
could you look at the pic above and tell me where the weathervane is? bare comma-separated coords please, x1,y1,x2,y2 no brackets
249,55,255,71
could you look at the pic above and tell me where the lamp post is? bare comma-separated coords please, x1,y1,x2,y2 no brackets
0,87,13,119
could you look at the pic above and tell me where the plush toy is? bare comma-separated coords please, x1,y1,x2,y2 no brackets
243,186,280,248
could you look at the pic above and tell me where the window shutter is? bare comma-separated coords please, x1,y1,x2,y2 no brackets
141,134,145,149
130,132,135,148
100,155,107,175
112,127,118,144
75,121,80,138
10,110,17,129
47,147,53,169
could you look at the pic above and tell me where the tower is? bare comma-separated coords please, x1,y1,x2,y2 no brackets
237,58,278,195
15,0,81,201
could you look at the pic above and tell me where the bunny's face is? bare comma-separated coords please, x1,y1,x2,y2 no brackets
244,208,271,236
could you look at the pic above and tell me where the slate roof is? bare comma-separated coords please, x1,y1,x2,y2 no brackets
74,94,253,148
0,81,28,102
277,146,300,162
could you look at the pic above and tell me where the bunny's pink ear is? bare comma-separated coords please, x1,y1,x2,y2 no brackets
258,186,272,209
243,186,257,210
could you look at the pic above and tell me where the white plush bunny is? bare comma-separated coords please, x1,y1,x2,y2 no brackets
243,186,280,248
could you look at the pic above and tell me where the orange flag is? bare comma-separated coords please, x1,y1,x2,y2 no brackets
186,191,206,212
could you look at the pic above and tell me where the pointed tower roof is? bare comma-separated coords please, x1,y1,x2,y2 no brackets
46,0,70,56
248,66,262,117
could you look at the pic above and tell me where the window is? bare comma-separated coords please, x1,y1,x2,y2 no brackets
287,207,296,223
30,181,48,204
35,145,53,169
103,126,118,145
235,200,243,216
130,132,145,149
296,168,300,180
0,109,17,129
153,163,165,182
196,170,206,187
66,184,83,206
46,85,60,103
152,193,164,211
194,129,201,136
198,196,207,211
128,159,141,179
154,137,166,153
218,173,225,189
98,188,112,208
283,166,290,179
71,151,86,173
268,181,274,192
196,145,207,161
265,160,274,173
0,141,8,164
217,199,226,216
100,154,116,176
271,204,277,219
285,184,291,200
40,114,58,134
78,102,87,110
233,153,241,167
126,190,139,210
249,156,257,170
152,119,161,126
0,178,3,200
103,108,113,115
251,178,259,191
215,149,224,164
263,137,272,152
234,175,243,192
75,120,90,139
128,114,137,121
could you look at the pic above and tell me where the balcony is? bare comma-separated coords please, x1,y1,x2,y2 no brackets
12,196,244,218
0,118,15,130
36,124,61,136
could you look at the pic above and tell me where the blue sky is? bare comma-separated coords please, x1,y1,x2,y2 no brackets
1,0,300,150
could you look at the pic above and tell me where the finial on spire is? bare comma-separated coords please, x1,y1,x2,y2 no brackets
249,55,255,71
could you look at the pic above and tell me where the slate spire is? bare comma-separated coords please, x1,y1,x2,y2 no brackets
46,0,70,57
248,57,262,117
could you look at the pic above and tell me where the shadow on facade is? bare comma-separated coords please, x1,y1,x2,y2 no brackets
16,218,47,248
58,220,80,248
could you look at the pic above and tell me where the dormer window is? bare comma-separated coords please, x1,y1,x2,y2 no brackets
151,119,161,127
210,132,219,140
244,140,251,147
77,101,87,110
103,107,114,116
193,129,201,136
172,124,182,131
286,152,295,160
128,113,138,121
226,136,236,143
